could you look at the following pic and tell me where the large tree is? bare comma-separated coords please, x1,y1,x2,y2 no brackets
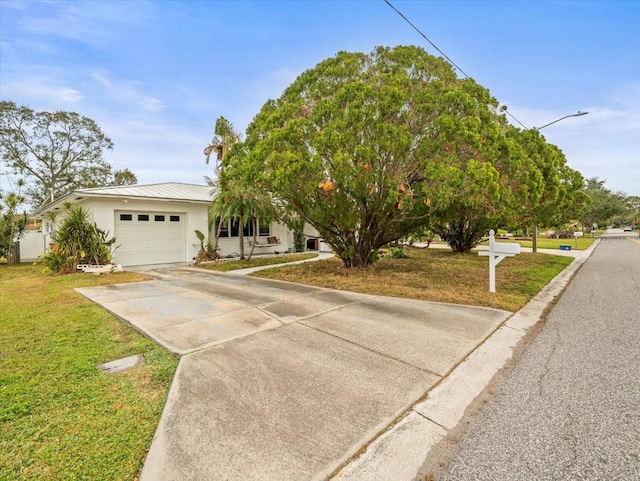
231,45,536,266
425,117,545,253
0,101,115,207
510,128,587,232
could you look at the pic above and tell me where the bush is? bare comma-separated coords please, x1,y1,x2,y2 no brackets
293,230,305,253
38,204,116,273
389,246,409,259
194,229,218,263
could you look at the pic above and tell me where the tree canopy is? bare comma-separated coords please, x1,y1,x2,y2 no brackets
513,128,587,230
227,45,550,265
0,101,128,207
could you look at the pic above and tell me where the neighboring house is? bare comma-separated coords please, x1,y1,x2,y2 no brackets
29,182,315,267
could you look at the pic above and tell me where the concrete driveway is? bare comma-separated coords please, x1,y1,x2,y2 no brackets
77,267,511,481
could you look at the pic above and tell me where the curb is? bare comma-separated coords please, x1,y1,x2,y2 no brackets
330,241,600,481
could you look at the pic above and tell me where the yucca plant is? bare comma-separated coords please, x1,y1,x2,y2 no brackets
38,204,115,273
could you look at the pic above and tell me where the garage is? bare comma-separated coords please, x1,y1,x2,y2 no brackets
115,210,186,266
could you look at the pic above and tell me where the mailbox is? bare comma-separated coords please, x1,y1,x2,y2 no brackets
492,242,520,255
478,230,521,292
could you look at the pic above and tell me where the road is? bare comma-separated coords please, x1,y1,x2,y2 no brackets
435,233,640,481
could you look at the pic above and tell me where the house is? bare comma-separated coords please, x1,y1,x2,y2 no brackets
29,182,310,267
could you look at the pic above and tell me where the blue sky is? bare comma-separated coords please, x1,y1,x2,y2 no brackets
1,0,639,197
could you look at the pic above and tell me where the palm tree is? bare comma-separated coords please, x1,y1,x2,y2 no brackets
204,117,242,257
204,116,242,174
212,177,276,260
204,116,277,261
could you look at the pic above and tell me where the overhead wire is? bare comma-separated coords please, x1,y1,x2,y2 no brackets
384,0,529,130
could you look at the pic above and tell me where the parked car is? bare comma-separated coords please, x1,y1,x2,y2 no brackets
623,226,633,232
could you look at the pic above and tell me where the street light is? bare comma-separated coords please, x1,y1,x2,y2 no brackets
536,111,589,131
530,111,589,253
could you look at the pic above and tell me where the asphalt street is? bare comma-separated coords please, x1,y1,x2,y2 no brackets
435,234,640,481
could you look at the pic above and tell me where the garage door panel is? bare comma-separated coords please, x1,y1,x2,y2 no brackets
115,211,186,266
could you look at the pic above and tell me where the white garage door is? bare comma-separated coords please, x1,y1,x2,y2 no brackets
114,211,186,266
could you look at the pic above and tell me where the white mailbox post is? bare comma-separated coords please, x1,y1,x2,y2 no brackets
478,229,521,293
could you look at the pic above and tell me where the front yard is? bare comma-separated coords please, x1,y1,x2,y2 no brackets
1,246,575,479
253,248,574,312
0,264,178,481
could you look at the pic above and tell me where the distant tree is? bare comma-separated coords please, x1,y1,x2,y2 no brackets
610,194,639,229
626,196,640,228
0,180,27,263
111,168,137,186
579,177,627,230
0,101,114,207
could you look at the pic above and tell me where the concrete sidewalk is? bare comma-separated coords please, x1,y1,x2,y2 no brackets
77,243,597,480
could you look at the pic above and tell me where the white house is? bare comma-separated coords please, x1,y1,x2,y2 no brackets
29,182,314,267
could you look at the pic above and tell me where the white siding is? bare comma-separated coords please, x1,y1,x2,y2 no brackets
47,198,208,266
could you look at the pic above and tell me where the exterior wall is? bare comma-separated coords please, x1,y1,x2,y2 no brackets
86,198,208,265
211,220,294,257
43,198,208,266
207,221,335,257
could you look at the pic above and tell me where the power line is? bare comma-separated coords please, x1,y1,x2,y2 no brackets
384,0,528,130
384,0,470,79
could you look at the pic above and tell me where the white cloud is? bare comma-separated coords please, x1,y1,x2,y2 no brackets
17,0,154,47
91,70,164,113
0,76,84,105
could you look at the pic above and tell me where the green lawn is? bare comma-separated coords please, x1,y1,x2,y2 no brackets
0,264,178,481
478,236,597,250
253,248,574,312
197,252,318,272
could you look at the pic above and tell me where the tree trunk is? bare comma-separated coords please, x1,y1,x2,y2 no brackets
247,215,257,260
238,208,245,260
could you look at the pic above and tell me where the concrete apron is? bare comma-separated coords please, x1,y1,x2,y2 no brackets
78,267,511,481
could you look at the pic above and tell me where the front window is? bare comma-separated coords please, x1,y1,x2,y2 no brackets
215,218,269,237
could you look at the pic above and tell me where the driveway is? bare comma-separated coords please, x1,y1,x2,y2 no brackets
77,267,511,481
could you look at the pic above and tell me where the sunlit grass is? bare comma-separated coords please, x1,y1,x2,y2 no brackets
488,236,596,250
0,264,178,481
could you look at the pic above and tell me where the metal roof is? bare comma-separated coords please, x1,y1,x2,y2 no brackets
33,182,216,217
75,182,215,201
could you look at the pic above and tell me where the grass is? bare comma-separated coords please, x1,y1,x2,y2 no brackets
0,264,179,481
197,252,318,272
490,236,597,250
253,248,574,312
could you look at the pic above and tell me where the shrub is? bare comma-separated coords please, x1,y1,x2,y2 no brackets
293,230,305,253
194,229,218,263
389,246,409,259
38,204,116,273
